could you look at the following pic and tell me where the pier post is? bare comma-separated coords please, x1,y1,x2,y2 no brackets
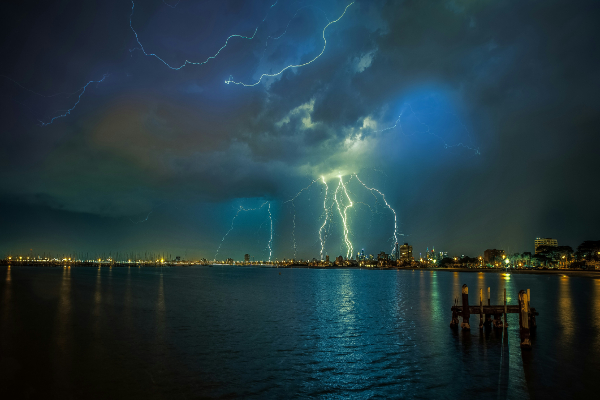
450,297,459,328
461,284,470,330
528,288,536,330
479,289,484,329
504,288,508,328
485,287,492,326
519,290,532,349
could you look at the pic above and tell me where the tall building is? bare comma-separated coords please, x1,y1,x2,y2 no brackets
244,254,250,263
325,255,330,264
394,242,399,261
484,249,505,264
400,243,413,262
534,238,558,254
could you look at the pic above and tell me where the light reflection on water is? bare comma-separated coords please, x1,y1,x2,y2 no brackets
0,267,599,399
558,276,574,342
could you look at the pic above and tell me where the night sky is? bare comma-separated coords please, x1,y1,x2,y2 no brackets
1,0,599,261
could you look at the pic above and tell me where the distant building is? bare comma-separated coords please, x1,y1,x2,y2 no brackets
244,254,250,263
400,243,413,262
335,255,344,265
484,249,505,264
377,252,389,262
535,238,558,254
325,255,330,264
394,242,399,261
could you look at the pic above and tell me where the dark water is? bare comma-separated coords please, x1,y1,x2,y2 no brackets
1,266,599,399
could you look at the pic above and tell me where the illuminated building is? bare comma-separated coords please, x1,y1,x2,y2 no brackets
484,249,505,264
244,254,250,263
534,238,558,254
400,243,413,262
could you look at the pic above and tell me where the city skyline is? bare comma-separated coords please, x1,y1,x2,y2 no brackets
1,0,599,260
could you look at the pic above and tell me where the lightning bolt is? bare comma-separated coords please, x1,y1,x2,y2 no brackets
129,1,279,71
129,210,153,224
283,179,318,259
40,74,109,126
2,74,109,126
318,176,329,261
214,201,272,261
162,0,181,9
258,5,330,63
353,174,398,254
334,175,354,259
225,2,355,87
267,203,273,262
376,103,480,155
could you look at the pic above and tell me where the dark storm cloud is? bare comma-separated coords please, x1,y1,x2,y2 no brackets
1,0,598,257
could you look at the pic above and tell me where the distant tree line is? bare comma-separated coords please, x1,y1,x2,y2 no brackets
436,240,599,268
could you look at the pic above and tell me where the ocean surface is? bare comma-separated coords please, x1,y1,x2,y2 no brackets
1,266,599,399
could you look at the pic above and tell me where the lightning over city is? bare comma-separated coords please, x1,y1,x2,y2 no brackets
3,1,600,397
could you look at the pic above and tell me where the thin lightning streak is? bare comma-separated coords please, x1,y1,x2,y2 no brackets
283,179,318,204
162,0,181,9
258,5,330,62
375,103,480,155
225,2,355,87
129,1,279,71
1,75,84,98
267,203,273,262
318,176,329,261
353,174,398,254
291,202,297,259
214,201,271,260
284,179,317,259
129,211,153,224
39,74,109,126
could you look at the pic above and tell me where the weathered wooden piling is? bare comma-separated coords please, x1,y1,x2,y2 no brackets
485,287,492,327
450,297,460,328
504,288,508,328
527,288,536,330
461,284,470,330
450,284,540,348
519,290,532,349
479,289,484,329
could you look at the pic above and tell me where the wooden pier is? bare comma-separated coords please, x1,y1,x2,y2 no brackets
450,284,538,349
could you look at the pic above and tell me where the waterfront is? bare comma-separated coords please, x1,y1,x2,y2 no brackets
1,266,599,399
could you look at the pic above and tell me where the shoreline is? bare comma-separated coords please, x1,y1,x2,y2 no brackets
2,263,599,278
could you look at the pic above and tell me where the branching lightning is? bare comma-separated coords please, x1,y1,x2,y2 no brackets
215,201,273,261
225,2,355,87
333,175,354,259
129,1,279,71
353,174,398,253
